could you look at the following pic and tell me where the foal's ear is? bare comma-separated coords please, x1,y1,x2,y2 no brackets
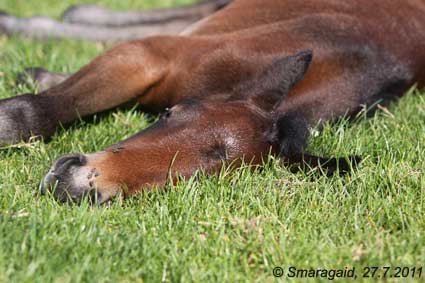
240,50,312,111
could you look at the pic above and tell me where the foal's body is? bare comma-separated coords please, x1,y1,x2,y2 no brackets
0,0,424,202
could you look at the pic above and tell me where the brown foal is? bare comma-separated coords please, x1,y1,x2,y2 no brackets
0,0,424,203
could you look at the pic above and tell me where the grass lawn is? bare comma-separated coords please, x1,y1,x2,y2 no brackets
0,1,424,282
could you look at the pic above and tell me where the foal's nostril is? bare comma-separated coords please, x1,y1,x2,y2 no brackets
52,153,87,174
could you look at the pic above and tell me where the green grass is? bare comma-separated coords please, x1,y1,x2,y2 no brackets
0,1,424,282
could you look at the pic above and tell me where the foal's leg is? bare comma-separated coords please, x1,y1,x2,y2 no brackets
0,36,179,146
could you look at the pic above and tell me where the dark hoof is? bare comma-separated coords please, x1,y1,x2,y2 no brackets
15,67,48,87
15,67,68,91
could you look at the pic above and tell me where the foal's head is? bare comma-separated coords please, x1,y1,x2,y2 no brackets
42,50,313,203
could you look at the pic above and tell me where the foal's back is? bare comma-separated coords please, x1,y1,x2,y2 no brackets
176,0,425,122
188,0,425,73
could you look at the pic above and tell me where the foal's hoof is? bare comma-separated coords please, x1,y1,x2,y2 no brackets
16,67,48,87
16,67,68,91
